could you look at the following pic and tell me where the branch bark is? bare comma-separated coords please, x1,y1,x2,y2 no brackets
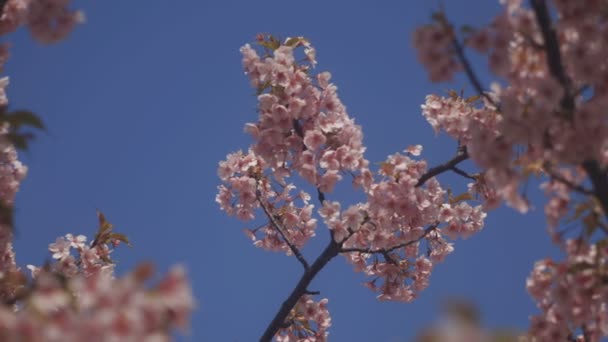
259,146,470,340
257,191,310,270
416,145,469,187
259,239,340,342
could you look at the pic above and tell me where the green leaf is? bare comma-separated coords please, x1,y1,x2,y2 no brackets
5,110,45,130
460,25,476,34
284,37,302,47
450,192,473,204
256,80,272,95
109,232,131,247
6,132,32,150
465,94,481,104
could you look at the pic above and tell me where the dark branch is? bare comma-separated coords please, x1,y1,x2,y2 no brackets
260,96,472,340
582,160,608,218
416,145,469,187
543,165,593,195
450,30,498,108
260,239,340,341
0,0,7,17
339,223,439,254
451,166,476,180
257,191,310,270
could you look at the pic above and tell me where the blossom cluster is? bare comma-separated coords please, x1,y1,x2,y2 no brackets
275,296,331,342
5,224,194,342
0,123,26,300
414,0,608,340
0,4,194,341
218,35,489,340
337,149,486,302
412,21,460,82
526,240,608,342
0,0,84,43
217,35,371,255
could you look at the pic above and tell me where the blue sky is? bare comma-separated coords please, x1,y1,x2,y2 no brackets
6,1,563,341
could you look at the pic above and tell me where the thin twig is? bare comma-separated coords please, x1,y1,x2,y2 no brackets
451,166,477,180
257,191,310,270
449,30,498,108
339,223,439,254
543,166,593,195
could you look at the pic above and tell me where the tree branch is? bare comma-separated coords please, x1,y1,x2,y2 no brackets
450,35,498,108
416,145,469,187
260,116,471,340
338,223,439,254
257,191,310,270
543,165,593,195
451,165,477,180
259,239,340,341
582,160,608,218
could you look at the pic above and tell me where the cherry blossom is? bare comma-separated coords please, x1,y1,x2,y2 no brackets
219,34,488,340
0,3,194,341
413,0,608,340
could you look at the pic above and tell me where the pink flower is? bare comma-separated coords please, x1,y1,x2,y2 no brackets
49,236,71,260
303,129,326,151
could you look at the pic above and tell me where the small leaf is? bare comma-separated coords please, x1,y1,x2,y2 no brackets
522,159,544,178
569,201,591,222
284,37,302,47
256,80,272,95
465,94,481,103
450,192,473,204
5,110,45,130
460,25,476,34
109,232,131,247
6,133,31,150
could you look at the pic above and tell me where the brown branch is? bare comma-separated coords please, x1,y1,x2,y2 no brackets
543,166,593,195
451,166,476,180
450,35,498,108
339,223,439,255
257,191,310,270
435,11,495,106
259,112,472,340
416,145,469,187
582,160,608,218
259,239,340,341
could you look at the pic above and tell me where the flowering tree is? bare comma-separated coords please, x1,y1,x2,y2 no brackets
217,0,608,341
0,2,194,341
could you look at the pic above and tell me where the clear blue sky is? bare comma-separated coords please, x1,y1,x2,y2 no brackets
7,1,562,341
